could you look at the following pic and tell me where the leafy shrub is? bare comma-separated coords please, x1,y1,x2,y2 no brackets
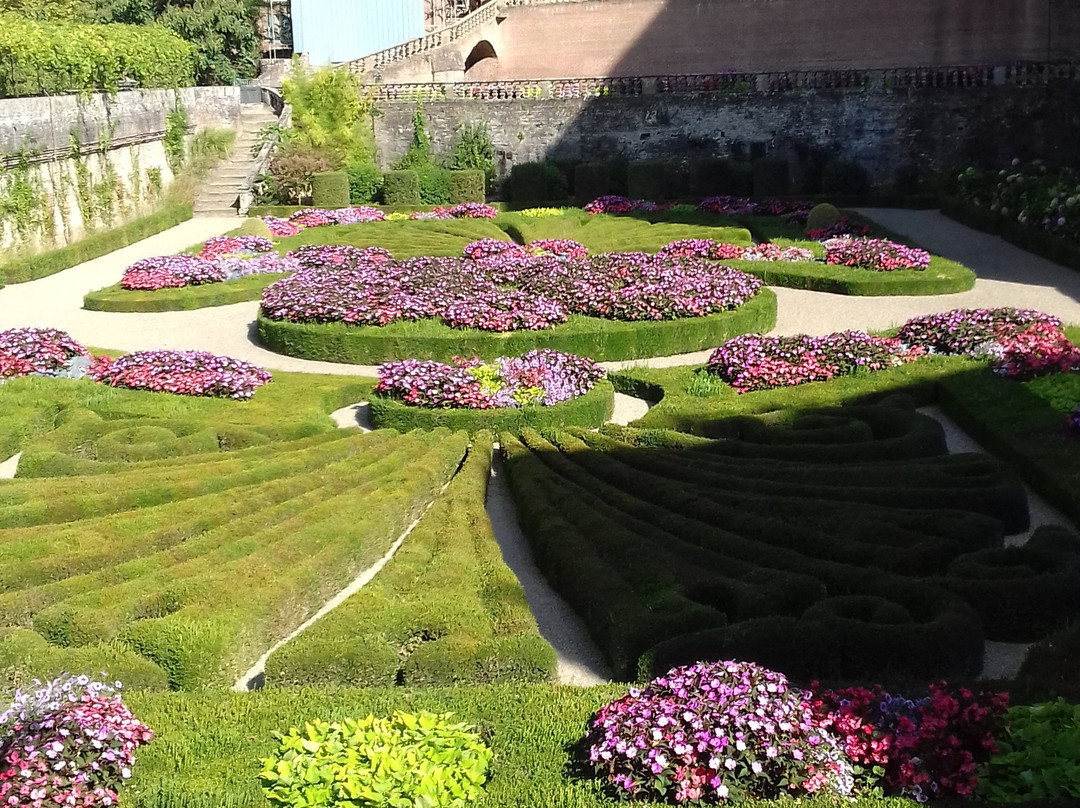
693,158,754,196
283,60,375,165
981,699,1080,802
0,13,194,95
382,170,422,206
506,162,568,202
259,713,492,808
574,161,627,202
269,142,335,205
752,157,790,196
585,660,853,802
0,674,154,808
627,159,672,200
806,203,843,232
345,162,383,203
815,683,1009,800
450,170,486,204
821,158,872,195
416,164,453,205
392,105,434,171
311,171,350,208
449,122,495,186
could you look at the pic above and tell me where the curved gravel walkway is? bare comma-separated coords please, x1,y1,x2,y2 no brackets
2,209,1078,379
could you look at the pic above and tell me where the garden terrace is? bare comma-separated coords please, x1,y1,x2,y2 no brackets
495,397,1080,683
264,432,557,688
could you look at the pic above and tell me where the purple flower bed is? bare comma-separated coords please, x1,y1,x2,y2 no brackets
658,239,747,261
375,349,604,409
264,216,302,238
289,245,394,270
198,235,274,260
290,207,386,227
216,252,302,281
121,255,225,290
0,327,90,378
697,196,813,218
585,660,853,803
896,308,1064,355
463,239,527,261
707,331,925,393
528,238,588,259
449,202,498,218
90,350,272,400
0,674,154,808
584,196,669,214
261,252,763,332
823,237,931,272
410,207,456,221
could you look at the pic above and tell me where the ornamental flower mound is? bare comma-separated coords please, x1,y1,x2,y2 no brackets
90,350,272,400
823,237,931,271
528,238,587,259
289,245,394,270
121,255,225,290
0,327,90,379
814,683,1008,801
0,674,154,808
261,252,763,332
697,196,812,218
449,202,498,219
987,321,1080,380
376,350,604,409
897,308,1064,356
197,235,274,260
463,239,527,261
585,660,853,803
585,196,669,214
707,331,925,393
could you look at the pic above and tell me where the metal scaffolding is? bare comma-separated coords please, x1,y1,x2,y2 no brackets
426,0,490,30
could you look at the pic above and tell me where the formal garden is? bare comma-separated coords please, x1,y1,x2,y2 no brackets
1,46,1080,808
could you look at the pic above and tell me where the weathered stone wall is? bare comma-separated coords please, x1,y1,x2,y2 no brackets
0,87,242,160
372,0,1080,84
373,82,1080,188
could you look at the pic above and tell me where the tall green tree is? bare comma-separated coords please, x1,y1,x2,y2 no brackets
98,0,260,84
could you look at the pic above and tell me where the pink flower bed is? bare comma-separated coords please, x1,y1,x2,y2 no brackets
697,196,812,218
449,202,498,218
376,350,604,409
409,207,455,221
121,255,225,290
0,675,154,808
528,238,588,259
707,331,924,393
896,308,1064,356
261,252,763,332
805,217,871,240
657,239,813,263
197,235,274,260
90,350,272,400
463,239,527,261
987,321,1080,380
584,196,670,214
0,327,90,378
289,245,394,270
823,237,931,272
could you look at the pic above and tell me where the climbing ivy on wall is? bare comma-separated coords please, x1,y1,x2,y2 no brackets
164,101,188,173
0,150,51,244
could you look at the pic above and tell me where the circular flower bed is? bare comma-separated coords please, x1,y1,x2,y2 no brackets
707,331,925,393
261,252,764,332
585,660,854,803
823,237,931,272
90,350,272,400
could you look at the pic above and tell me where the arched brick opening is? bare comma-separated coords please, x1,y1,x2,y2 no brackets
464,39,499,78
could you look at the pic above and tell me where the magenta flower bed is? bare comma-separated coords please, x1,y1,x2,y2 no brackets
813,684,1008,801
528,238,588,259
121,255,225,290
262,252,763,332
805,217,871,240
289,245,394,270
0,327,90,378
0,674,154,808
449,202,498,218
823,237,931,272
197,235,274,260
584,196,670,214
896,308,1064,356
463,239,527,261
986,321,1080,380
90,350,272,400
376,349,604,409
707,331,924,393
586,661,853,803
697,196,812,218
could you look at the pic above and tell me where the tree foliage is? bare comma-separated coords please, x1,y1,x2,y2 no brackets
282,60,376,165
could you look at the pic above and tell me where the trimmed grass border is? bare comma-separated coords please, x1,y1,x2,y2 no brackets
729,256,975,296
0,203,193,287
368,380,615,433
257,289,777,364
84,274,278,312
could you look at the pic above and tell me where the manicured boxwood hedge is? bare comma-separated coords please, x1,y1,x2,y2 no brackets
728,255,976,296
368,380,615,433
83,274,280,312
257,288,777,364
264,432,557,688
0,203,193,287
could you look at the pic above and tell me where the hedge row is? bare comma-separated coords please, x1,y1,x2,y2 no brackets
497,399,1071,682
368,380,615,433
0,203,193,287
264,432,557,688
940,195,1080,274
257,289,777,364
728,255,976,296
83,274,279,312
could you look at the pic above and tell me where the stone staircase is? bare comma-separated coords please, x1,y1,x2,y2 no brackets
194,104,278,216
